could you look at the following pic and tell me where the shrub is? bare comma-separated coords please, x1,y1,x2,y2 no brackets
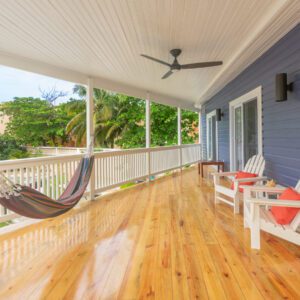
0,134,28,160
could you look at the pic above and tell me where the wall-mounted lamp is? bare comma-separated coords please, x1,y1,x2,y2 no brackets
275,73,293,102
216,108,224,121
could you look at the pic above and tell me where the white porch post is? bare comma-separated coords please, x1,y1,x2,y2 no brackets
198,111,201,144
86,77,95,199
146,93,151,179
178,107,182,168
198,111,202,160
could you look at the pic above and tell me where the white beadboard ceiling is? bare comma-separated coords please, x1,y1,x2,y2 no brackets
0,0,299,110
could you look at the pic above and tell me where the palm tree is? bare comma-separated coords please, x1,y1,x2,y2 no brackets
66,85,127,147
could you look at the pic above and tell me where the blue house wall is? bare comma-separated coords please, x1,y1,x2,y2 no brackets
201,24,300,187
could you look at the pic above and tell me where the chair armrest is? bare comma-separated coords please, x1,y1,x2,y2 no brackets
247,198,300,208
241,185,285,194
233,176,267,183
212,171,237,178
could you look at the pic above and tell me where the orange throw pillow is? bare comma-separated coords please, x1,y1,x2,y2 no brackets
230,171,258,193
271,187,300,225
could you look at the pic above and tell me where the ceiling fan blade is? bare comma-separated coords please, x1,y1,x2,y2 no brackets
141,54,171,67
181,61,223,69
161,70,173,79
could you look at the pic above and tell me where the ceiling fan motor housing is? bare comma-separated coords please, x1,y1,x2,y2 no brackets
170,48,182,57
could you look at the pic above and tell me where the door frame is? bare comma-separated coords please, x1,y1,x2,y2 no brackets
229,86,262,171
206,110,218,160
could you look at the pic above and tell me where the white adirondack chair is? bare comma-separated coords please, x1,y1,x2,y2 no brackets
213,154,266,214
244,181,300,249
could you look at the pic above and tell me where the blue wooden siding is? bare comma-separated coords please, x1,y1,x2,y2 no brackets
202,24,300,187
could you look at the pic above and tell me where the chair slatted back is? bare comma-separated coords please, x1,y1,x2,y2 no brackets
295,180,300,192
290,180,300,231
244,154,265,176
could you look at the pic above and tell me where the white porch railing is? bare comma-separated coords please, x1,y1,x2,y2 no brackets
26,146,116,155
0,144,201,223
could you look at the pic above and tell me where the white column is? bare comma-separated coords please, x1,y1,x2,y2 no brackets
198,111,202,160
146,93,151,148
146,93,151,179
86,77,95,199
198,111,201,144
177,107,182,146
178,107,182,168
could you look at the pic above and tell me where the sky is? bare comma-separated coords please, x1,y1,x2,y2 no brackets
0,65,77,104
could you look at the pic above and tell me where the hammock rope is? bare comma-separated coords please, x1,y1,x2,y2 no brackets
0,149,94,219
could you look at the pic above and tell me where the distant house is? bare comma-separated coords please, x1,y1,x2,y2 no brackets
0,113,9,134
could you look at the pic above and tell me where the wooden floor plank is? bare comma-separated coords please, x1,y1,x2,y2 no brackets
0,167,299,300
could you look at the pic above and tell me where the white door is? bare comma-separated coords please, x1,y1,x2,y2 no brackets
230,87,262,171
206,111,218,161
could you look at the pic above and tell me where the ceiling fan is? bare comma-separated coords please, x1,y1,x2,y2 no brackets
141,49,222,79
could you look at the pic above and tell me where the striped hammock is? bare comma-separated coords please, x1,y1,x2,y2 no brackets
0,155,94,219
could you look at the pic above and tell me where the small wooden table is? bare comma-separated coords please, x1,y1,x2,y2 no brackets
198,160,225,178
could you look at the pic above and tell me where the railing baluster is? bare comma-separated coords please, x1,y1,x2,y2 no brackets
42,165,45,194
37,165,41,192
51,164,54,199
55,163,59,199
59,162,63,195
47,164,50,197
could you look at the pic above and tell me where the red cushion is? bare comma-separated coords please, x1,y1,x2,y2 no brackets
230,171,258,193
271,187,300,225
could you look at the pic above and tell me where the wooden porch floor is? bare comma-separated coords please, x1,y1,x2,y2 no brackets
0,167,299,299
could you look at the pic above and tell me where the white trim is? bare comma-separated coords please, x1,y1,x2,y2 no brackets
198,112,202,144
146,95,151,179
178,107,182,169
86,78,95,199
206,110,218,161
229,86,263,171
177,108,182,146
145,95,151,148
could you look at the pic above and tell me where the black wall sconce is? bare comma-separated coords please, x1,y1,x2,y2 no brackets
216,108,224,121
276,73,293,102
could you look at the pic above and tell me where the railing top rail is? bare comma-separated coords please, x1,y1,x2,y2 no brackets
0,143,201,169
93,143,200,157
0,153,84,169
27,146,114,151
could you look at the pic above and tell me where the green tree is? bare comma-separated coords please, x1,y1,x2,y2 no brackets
66,85,139,147
116,102,198,148
0,134,28,160
1,97,72,146
66,86,199,148
113,95,145,149
181,109,199,144
66,86,113,147
151,103,177,146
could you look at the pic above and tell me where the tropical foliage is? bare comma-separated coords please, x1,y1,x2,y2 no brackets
0,97,75,146
0,134,28,160
0,86,198,151
66,86,135,147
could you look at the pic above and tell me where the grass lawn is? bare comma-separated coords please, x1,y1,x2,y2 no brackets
0,221,12,228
